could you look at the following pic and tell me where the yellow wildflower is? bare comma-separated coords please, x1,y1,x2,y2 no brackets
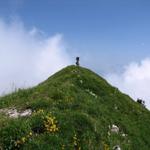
21,137,26,143
44,113,59,133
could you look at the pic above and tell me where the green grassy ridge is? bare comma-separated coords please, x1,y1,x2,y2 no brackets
0,65,150,150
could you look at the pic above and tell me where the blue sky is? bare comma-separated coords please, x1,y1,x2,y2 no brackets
1,0,150,73
1,0,150,108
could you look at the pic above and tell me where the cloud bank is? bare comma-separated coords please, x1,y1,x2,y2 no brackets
0,19,71,94
106,58,150,109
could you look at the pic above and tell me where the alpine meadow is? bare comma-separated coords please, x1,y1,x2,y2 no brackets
0,65,150,150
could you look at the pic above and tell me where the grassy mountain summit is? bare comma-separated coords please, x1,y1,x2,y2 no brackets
0,65,150,150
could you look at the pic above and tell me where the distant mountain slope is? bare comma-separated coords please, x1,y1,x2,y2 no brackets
0,65,150,150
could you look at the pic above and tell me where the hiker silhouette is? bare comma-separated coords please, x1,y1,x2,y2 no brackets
76,57,80,66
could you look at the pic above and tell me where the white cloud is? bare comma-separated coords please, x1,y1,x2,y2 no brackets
106,58,150,109
0,19,71,95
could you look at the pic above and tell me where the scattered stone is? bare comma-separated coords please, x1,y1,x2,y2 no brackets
114,105,118,110
71,70,77,73
19,109,32,117
0,108,17,118
7,108,19,118
113,145,121,150
0,108,32,118
79,80,83,84
85,89,97,98
122,133,127,137
107,131,111,136
111,124,119,133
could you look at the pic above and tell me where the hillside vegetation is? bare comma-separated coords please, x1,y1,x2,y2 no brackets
0,65,150,150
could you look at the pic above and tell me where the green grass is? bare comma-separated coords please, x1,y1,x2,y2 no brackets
0,65,150,150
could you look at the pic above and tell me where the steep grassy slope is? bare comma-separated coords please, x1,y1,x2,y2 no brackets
0,65,150,150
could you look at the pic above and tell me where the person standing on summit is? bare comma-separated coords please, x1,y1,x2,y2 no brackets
76,57,80,66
